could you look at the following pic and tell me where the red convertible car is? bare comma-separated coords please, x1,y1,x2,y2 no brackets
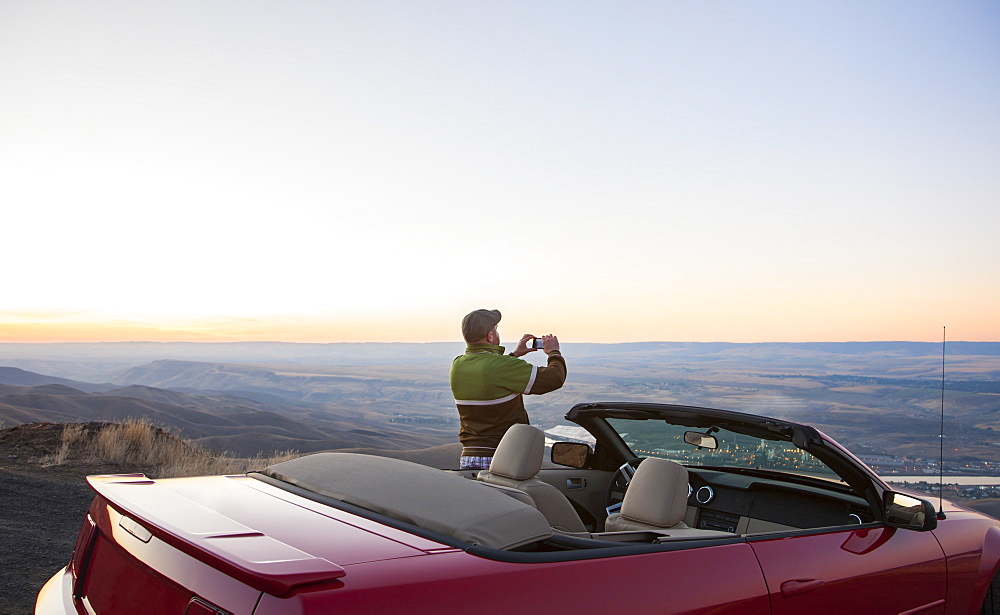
37,402,1000,614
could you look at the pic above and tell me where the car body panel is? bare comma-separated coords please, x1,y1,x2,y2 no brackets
85,474,431,584
79,497,265,614
923,510,1000,614
59,473,451,614
35,567,74,615
749,525,947,614
255,544,771,615
166,474,454,557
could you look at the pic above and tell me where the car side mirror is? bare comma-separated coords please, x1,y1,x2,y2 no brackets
684,431,718,450
551,442,589,468
883,491,937,531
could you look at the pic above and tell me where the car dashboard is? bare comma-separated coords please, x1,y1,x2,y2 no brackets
685,468,875,535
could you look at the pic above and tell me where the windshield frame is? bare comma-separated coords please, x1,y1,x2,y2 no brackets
605,416,848,486
565,401,889,510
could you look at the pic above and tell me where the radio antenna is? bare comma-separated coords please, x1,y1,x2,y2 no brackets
937,326,947,520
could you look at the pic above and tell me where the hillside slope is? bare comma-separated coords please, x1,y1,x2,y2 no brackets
0,366,113,392
0,373,455,456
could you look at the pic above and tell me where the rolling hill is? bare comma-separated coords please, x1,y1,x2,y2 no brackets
0,370,455,456
0,366,113,393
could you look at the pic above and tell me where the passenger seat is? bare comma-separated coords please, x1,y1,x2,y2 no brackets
477,424,589,534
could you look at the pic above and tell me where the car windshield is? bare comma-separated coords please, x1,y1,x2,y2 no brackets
607,417,846,484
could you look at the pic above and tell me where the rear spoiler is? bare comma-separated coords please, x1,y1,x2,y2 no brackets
87,474,346,596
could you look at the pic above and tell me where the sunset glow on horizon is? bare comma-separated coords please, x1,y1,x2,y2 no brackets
2,1,997,345
1,303,994,345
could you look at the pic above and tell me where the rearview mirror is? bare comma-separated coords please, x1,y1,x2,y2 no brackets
684,431,718,450
883,491,937,531
551,442,589,468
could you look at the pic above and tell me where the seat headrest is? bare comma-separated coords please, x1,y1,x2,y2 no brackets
488,424,544,480
620,457,689,528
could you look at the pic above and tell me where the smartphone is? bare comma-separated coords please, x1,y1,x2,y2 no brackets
529,336,543,349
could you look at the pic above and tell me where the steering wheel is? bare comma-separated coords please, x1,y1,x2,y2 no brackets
605,457,644,515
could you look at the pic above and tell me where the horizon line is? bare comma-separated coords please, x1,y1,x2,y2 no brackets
1,339,995,345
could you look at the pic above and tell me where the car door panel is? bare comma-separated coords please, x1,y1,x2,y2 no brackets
284,541,774,615
750,525,947,614
537,467,611,528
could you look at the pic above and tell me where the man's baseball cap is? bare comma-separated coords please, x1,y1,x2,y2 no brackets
462,309,501,343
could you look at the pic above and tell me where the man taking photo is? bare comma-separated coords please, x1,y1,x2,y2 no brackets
450,309,567,470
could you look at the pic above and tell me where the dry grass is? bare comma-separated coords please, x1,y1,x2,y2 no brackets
44,419,298,478
50,423,88,465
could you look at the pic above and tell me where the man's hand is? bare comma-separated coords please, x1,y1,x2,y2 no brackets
511,334,537,357
540,334,560,355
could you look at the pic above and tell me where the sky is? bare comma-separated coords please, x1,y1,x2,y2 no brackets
1,1,997,344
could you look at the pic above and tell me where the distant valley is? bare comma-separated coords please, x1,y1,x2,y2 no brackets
1,341,998,471
0,365,454,456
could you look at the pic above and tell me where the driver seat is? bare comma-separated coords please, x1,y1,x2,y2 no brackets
477,424,588,534
604,457,691,532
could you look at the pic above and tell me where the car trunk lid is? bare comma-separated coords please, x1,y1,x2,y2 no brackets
72,473,441,613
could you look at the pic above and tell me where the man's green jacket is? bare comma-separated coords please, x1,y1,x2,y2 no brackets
450,344,567,457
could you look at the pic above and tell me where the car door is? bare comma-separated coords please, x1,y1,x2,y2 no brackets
537,466,611,530
749,525,947,614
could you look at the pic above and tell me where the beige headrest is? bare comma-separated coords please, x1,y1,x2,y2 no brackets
488,424,544,480
621,457,689,528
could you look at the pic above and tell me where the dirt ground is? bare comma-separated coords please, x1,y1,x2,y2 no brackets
0,468,93,614
0,424,140,615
